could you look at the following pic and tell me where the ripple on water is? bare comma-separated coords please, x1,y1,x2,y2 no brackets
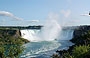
21,41,61,58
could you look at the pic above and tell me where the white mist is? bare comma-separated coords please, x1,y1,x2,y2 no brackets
20,13,61,41
39,19,61,41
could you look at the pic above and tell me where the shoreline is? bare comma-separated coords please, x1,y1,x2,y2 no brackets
53,25,90,58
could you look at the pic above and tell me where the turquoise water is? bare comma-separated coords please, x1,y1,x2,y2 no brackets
20,40,73,58
20,27,74,58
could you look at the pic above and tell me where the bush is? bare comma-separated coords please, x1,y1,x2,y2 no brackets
52,45,90,58
72,45,90,58
63,52,73,58
7,45,24,58
0,28,29,58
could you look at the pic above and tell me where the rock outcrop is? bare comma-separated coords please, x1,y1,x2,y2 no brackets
71,25,90,45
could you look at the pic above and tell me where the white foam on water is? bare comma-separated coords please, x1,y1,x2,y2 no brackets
21,41,61,58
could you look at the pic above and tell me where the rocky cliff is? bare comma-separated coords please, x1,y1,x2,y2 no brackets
71,25,90,45
0,28,29,44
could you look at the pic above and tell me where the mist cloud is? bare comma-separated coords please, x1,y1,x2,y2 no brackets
60,10,71,18
48,12,59,20
0,11,23,20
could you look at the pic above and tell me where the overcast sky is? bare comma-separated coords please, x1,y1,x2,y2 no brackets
0,0,90,26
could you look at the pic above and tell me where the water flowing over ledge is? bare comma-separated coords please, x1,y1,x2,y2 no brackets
20,27,74,42
20,27,74,58
20,16,76,58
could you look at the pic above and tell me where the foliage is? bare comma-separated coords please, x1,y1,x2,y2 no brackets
61,45,90,58
63,52,73,58
72,45,90,58
0,29,29,58
0,45,6,58
7,45,24,58
0,45,24,58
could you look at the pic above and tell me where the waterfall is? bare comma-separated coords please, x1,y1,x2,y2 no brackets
20,13,75,58
20,28,74,57
58,29,74,40
20,27,74,41
20,14,74,41
20,16,62,41
20,29,40,41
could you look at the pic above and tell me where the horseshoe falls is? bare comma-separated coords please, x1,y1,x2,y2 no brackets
20,27,74,58
20,19,74,58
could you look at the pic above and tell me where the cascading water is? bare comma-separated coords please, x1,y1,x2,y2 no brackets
20,29,40,41
20,28,74,58
20,19,61,41
58,29,74,40
20,15,74,58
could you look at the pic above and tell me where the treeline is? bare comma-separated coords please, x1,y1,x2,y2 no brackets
0,25,42,29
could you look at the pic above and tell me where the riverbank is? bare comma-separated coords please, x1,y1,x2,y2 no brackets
0,28,29,58
52,25,90,58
